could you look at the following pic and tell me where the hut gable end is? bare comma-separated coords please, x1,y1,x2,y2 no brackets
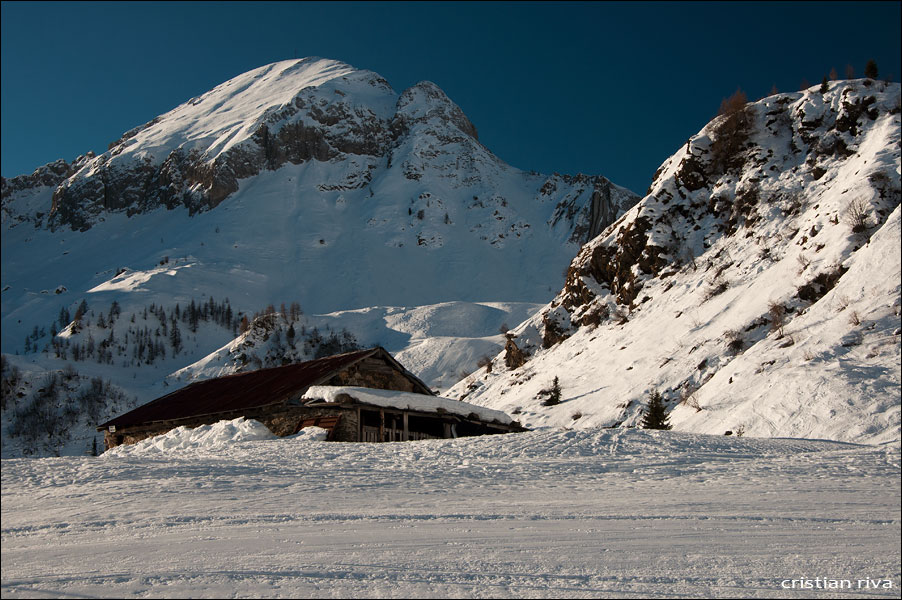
325,355,425,394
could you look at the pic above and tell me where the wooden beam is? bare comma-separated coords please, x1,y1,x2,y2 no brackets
379,409,385,443
403,412,409,441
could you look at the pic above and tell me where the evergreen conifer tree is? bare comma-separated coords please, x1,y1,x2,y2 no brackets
864,59,879,79
820,76,829,94
541,376,562,406
640,391,672,430
169,319,182,355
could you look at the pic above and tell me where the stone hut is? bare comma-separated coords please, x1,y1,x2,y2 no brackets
98,347,524,449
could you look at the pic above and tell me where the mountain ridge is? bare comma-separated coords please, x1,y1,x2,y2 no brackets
448,79,901,445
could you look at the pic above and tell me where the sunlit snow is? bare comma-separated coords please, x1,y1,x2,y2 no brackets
2,427,899,598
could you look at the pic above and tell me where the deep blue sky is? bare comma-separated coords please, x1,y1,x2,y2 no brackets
2,1,900,195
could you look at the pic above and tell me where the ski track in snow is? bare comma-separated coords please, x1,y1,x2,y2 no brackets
2,427,900,598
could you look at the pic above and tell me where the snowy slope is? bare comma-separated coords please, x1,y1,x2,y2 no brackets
2,426,899,597
169,301,540,391
448,80,902,445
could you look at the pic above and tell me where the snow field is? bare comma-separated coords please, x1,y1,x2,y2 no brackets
2,427,900,598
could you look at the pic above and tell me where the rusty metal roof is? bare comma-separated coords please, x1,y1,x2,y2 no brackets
99,347,431,430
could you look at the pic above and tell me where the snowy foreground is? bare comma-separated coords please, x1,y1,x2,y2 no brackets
2,425,900,599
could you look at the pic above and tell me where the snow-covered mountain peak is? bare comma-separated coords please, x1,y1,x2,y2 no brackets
5,57,559,232
2,54,639,248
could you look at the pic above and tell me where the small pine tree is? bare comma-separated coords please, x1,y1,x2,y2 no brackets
169,319,182,355
541,376,562,406
864,59,879,80
768,301,786,338
640,391,672,430
829,67,838,81
820,76,829,94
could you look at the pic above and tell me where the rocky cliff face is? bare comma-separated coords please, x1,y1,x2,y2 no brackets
448,79,901,445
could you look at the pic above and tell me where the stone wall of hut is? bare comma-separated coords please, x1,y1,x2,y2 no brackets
260,405,359,441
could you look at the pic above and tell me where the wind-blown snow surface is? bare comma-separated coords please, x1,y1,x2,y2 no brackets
108,59,362,163
450,81,901,446
2,427,899,598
